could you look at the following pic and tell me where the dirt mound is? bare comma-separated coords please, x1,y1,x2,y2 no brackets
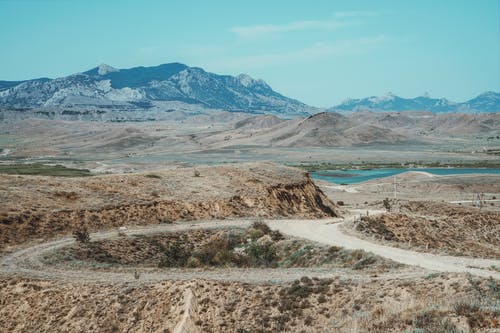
0,163,336,250
354,201,500,258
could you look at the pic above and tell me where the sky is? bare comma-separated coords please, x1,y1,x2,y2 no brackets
0,0,499,107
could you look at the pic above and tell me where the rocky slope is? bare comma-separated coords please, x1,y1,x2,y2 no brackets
0,63,314,118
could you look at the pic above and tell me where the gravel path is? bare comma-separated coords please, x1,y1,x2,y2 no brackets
267,213,500,280
1,215,499,284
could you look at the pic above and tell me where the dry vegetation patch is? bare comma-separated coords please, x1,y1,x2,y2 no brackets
1,274,498,332
43,222,400,273
354,201,500,258
0,163,336,251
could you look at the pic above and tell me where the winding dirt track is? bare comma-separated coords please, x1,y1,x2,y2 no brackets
1,216,499,283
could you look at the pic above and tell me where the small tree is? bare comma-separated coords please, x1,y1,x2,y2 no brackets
73,226,90,243
383,198,391,211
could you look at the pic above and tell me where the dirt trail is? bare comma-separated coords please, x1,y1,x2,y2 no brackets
267,212,500,279
1,216,499,283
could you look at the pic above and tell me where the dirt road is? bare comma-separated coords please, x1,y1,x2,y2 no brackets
268,213,500,279
1,216,499,283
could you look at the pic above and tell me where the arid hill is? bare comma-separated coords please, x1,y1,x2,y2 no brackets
346,111,500,136
0,162,336,250
197,112,408,148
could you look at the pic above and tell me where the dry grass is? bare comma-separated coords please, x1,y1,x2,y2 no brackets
353,201,500,258
42,224,400,273
0,163,337,251
1,273,498,332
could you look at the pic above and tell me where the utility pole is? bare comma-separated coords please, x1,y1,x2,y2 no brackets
393,175,397,200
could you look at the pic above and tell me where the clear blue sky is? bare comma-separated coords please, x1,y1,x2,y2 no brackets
0,0,498,106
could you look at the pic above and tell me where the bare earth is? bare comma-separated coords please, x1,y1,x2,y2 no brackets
0,162,499,332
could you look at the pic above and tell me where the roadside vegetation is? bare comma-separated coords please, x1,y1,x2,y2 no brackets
43,222,401,272
0,163,92,177
291,161,500,172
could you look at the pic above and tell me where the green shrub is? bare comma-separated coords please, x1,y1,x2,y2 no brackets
251,221,271,235
246,242,277,267
192,235,244,267
270,230,285,241
158,240,190,267
245,228,264,241
73,226,90,243
353,256,377,270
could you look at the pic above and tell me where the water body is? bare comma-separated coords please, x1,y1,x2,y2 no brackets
311,168,500,185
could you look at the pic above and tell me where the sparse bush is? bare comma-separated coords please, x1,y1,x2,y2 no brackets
145,174,161,179
304,315,313,325
412,311,460,333
194,170,200,177
246,242,277,267
453,301,480,316
356,216,397,241
251,221,271,235
192,235,243,267
383,198,391,211
424,273,440,280
353,255,377,270
73,226,90,243
285,280,313,299
160,217,173,224
270,230,284,241
317,294,327,303
245,228,265,241
337,201,344,206
186,256,202,268
158,240,191,267
328,246,341,253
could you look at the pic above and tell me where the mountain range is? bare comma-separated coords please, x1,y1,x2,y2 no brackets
0,63,313,118
0,63,498,121
329,91,500,113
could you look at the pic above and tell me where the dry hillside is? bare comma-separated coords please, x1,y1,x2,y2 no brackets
353,201,500,258
0,163,336,250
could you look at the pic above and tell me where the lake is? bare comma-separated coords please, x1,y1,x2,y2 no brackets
311,168,500,185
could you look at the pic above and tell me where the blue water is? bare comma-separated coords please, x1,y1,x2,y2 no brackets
311,168,500,185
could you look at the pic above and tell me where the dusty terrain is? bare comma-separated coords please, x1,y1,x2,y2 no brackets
1,274,498,333
350,201,500,259
0,163,336,251
0,158,499,331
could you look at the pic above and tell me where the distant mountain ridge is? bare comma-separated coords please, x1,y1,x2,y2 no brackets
0,63,313,117
330,91,500,113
